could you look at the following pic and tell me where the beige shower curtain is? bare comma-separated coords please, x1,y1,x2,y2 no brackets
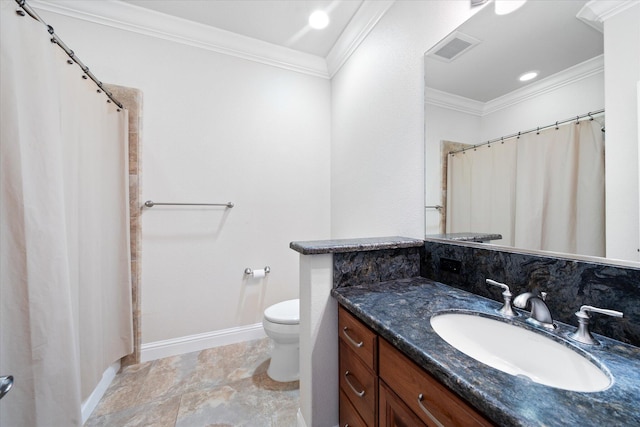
0,1,133,425
447,119,605,256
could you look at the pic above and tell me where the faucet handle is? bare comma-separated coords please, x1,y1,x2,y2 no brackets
486,279,510,293
486,279,518,317
569,305,624,345
576,305,623,319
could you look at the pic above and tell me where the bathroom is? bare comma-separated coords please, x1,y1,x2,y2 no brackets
1,0,639,426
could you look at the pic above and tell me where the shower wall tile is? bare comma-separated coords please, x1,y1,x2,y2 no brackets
422,240,640,346
334,247,421,288
128,132,139,174
107,83,143,366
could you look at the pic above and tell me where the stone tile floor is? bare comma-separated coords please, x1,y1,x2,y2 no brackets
85,338,299,426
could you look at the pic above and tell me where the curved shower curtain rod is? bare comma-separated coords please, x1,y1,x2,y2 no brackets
14,0,124,110
449,108,605,156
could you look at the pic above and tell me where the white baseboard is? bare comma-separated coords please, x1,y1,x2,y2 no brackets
81,360,120,424
141,323,267,362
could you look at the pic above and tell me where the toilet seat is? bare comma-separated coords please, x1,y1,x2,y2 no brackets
264,299,299,325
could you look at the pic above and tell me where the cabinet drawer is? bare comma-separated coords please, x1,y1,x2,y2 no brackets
340,389,368,427
339,340,377,427
339,306,377,370
379,339,493,427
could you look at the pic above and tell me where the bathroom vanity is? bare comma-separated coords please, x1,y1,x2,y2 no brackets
339,305,492,426
290,236,640,427
333,278,640,426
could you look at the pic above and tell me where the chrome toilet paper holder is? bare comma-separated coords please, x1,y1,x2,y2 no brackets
244,266,271,276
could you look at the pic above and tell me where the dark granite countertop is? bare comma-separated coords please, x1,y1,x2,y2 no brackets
332,278,640,427
289,236,424,255
426,232,502,242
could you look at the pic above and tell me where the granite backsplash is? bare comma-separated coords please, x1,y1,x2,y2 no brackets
421,240,640,347
334,247,421,288
328,238,640,346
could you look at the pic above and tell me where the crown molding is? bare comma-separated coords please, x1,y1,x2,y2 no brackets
426,55,604,117
30,0,329,78
29,0,395,80
483,55,604,115
577,0,639,32
326,0,396,77
424,87,485,116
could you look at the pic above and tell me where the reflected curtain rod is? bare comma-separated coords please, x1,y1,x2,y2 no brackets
14,0,124,110
449,109,605,156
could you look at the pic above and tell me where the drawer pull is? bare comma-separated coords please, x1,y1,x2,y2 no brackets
344,371,366,397
342,327,364,348
418,393,445,427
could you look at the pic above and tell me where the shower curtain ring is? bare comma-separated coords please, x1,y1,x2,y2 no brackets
536,127,540,135
555,121,559,130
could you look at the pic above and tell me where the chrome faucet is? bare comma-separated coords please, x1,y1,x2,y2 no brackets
513,291,556,330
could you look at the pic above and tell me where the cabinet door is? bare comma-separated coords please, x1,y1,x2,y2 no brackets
379,381,427,427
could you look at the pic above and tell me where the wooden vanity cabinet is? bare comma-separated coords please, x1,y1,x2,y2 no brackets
338,305,494,427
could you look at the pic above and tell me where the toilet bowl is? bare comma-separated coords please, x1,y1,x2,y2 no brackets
262,299,299,382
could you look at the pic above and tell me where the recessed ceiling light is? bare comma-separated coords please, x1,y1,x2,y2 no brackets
309,10,329,29
519,71,539,82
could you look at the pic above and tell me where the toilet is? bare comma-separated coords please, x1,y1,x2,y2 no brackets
262,299,300,382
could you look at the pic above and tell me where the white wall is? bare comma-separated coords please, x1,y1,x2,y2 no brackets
37,11,331,344
331,0,481,239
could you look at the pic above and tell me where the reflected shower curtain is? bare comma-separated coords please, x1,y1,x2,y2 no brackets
446,140,517,245
447,120,605,256
0,1,133,425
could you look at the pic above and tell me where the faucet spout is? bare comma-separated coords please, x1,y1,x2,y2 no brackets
513,292,556,329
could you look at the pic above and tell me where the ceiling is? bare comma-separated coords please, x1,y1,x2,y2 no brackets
425,0,603,103
121,0,364,58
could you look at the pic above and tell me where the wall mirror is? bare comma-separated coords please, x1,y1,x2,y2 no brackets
424,0,638,263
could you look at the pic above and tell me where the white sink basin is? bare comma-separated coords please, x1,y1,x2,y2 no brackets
430,312,611,392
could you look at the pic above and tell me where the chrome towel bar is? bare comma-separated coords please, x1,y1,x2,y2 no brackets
144,200,234,208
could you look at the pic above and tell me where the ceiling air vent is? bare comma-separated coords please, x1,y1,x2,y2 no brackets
426,31,481,63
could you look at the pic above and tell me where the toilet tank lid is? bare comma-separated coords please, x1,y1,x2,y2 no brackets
264,299,299,324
